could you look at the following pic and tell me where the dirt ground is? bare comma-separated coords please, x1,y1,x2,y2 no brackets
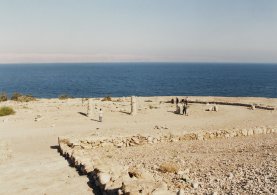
0,96,276,194
89,133,276,194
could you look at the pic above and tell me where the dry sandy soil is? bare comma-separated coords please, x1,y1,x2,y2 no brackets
88,133,276,194
0,96,276,194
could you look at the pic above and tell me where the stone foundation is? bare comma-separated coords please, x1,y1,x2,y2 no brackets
58,126,276,194
187,100,275,110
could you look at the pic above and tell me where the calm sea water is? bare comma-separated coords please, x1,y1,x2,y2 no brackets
0,63,277,98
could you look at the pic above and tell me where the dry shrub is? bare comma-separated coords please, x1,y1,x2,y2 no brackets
159,162,179,173
58,94,73,100
11,92,36,102
0,92,8,102
0,106,15,117
149,105,158,109
10,92,21,100
114,98,123,102
102,96,112,101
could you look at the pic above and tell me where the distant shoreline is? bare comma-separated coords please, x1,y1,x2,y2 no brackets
1,95,277,100
1,62,277,66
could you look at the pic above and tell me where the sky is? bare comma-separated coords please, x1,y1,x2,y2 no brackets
0,0,277,63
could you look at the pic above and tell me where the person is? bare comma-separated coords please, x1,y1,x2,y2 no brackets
183,104,188,116
99,108,103,122
183,97,189,116
174,97,179,113
176,97,179,104
184,97,188,106
177,102,183,114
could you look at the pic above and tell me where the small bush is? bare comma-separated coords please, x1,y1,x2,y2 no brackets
114,98,123,102
10,92,21,100
149,105,158,109
0,92,8,102
11,92,36,102
58,94,72,100
102,96,112,101
159,162,179,173
0,106,15,117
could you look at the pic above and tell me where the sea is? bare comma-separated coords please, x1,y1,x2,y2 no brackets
0,63,277,98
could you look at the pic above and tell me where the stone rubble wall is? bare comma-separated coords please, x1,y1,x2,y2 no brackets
58,137,174,194
58,126,276,195
187,100,275,110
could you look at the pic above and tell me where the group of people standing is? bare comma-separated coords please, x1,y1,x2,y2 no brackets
172,97,189,116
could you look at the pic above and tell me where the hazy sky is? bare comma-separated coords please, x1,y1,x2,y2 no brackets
0,0,277,63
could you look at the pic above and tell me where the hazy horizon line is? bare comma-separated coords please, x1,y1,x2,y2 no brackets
1,61,277,65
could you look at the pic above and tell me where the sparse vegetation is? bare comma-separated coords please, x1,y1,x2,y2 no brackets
10,92,21,101
58,94,73,100
114,98,123,102
102,96,112,101
149,105,158,109
0,92,8,102
0,106,15,117
11,92,36,102
159,162,179,173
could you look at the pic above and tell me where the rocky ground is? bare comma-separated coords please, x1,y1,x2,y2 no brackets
90,134,277,194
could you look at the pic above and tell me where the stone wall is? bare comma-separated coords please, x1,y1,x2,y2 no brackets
58,126,276,194
187,100,275,110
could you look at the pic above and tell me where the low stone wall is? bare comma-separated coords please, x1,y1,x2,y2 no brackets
187,100,275,110
58,126,276,194
59,137,175,194
60,126,276,150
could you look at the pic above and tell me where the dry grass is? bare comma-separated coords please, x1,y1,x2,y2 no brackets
11,92,36,102
0,92,8,102
149,105,158,109
159,162,179,173
114,98,123,102
58,94,73,100
102,96,112,101
0,106,15,117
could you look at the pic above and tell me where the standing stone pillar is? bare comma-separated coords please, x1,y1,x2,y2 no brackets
131,96,137,115
87,98,93,117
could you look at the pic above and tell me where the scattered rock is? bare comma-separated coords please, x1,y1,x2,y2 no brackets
177,189,185,195
247,129,254,136
227,172,234,179
97,172,111,185
191,182,199,189
181,174,190,183
128,168,154,181
34,115,43,122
